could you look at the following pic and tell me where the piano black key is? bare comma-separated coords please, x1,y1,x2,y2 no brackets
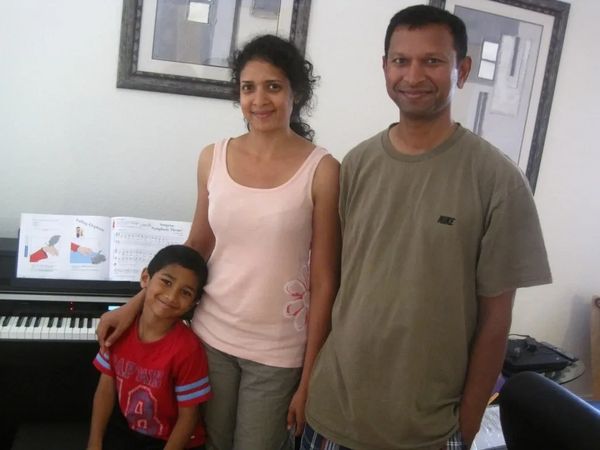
16,315,25,327
25,316,33,327
34,316,41,327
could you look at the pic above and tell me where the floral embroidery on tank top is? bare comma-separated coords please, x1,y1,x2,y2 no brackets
283,263,310,331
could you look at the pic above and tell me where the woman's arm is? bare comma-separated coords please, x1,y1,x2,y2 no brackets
287,155,341,435
164,405,200,450
185,144,215,260
87,374,116,450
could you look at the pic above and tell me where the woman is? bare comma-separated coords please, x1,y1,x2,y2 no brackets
97,35,340,450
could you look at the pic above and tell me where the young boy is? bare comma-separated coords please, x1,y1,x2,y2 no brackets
87,245,211,450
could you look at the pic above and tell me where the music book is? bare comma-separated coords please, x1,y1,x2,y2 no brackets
16,213,191,282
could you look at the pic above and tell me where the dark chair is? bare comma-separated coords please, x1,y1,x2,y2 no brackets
499,371,600,450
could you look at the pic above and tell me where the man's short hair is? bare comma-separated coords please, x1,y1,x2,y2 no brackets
384,5,468,61
147,245,208,296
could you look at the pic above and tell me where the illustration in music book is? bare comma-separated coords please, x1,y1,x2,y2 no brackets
17,213,191,282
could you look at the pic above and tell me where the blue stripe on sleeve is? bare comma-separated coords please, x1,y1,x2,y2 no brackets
175,376,209,393
95,352,111,370
177,385,211,402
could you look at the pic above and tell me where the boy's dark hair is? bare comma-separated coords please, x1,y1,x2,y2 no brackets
231,34,318,141
147,245,208,296
384,5,468,62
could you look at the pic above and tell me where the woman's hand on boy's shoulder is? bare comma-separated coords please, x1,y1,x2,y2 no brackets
96,291,144,349
96,309,119,351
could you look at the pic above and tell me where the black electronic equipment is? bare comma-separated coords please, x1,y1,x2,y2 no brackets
503,337,573,375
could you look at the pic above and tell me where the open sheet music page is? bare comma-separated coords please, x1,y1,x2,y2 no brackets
108,217,191,281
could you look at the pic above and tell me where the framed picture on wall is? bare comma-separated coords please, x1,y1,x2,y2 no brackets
117,0,312,100
429,0,569,191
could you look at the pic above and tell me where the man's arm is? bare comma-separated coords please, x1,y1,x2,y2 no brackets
87,374,116,450
459,289,514,446
164,405,200,450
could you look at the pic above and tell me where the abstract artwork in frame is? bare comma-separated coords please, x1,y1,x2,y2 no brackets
117,0,312,100
430,0,569,191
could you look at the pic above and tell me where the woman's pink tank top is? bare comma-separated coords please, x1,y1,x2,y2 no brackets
191,138,328,368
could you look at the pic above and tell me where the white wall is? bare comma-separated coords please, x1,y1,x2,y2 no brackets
507,0,600,395
1,0,598,395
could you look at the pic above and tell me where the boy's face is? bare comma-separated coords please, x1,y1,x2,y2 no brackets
140,264,199,321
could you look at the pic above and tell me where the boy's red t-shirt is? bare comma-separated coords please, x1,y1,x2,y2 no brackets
94,319,211,447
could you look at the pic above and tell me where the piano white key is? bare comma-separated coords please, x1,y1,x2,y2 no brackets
24,316,37,340
67,317,79,341
16,315,29,339
65,317,77,341
67,316,78,340
57,317,68,340
13,315,28,340
72,317,81,340
0,315,9,339
32,316,48,340
59,317,68,340
37,316,46,340
62,317,72,340
79,317,88,341
40,316,52,340
47,316,61,340
89,317,100,341
0,316,17,339
23,316,33,339
7,315,19,339
10,316,25,339
83,317,91,341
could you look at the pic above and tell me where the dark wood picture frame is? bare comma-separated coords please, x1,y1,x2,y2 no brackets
430,0,569,191
117,0,312,100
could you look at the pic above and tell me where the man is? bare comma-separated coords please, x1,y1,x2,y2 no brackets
301,5,551,450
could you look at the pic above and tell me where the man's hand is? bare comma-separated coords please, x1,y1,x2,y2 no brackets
459,290,514,449
458,401,481,447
